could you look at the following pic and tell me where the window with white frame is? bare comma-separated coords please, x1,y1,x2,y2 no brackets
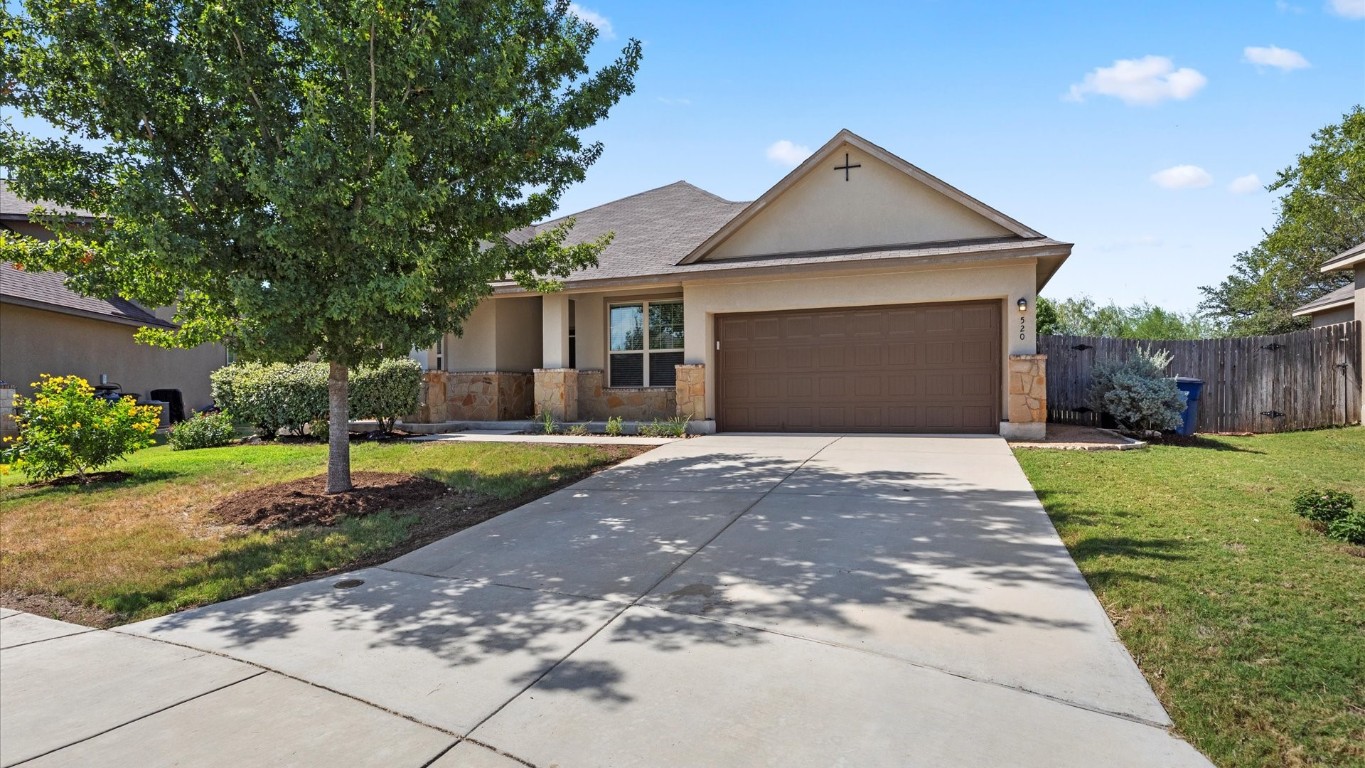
609,299,684,387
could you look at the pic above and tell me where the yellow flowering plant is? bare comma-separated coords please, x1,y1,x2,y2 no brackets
0,374,161,482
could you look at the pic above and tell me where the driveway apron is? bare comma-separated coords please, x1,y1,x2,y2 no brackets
110,434,1209,767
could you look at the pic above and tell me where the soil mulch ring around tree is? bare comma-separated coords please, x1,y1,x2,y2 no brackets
212,471,449,529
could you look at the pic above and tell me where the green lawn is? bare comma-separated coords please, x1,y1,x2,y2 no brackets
0,440,643,625
1015,428,1365,768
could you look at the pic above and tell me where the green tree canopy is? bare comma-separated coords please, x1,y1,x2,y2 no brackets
1,0,641,491
1199,106,1364,335
1038,296,1220,340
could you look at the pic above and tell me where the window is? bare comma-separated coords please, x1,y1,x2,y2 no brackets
609,300,684,387
434,336,444,371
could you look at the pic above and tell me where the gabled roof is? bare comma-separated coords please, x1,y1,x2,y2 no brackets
678,129,1044,266
0,262,173,329
507,181,749,282
1292,283,1354,317
1321,241,1365,273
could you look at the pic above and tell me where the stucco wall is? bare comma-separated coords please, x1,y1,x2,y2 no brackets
682,260,1039,420
1309,305,1354,328
495,297,543,372
707,143,1013,260
0,303,226,411
441,297,542,372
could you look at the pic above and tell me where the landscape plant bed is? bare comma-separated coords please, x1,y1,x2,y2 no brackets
1,440,649,627
1015,427,1365,768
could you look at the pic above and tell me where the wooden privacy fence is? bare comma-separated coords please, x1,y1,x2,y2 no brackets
1041,322,1361,433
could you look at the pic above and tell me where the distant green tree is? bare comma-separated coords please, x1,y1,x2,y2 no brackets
1040,296,1220,340
1036,296,1061,335
1,0,641,492
1200,106,1363,335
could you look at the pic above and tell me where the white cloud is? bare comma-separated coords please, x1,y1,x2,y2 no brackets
1276,0,1305,12
1066,56,1208,106
1327,0,1365,18
567,3,615,39
1228,174,1263,194
1243,45,1311,70
765,139,812,167
1151,165,1214,189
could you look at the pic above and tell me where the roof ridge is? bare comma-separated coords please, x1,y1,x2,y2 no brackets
535,180,737,229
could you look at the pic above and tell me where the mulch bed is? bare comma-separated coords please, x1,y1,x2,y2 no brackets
212,471,449,529
1,589,120,629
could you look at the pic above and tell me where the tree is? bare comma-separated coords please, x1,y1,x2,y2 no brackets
1,0,641,492
1035,295,1061,335
1039,296,1220,339
1200,106,1364,335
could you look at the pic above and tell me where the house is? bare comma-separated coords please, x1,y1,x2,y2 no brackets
417,130,1072,439
0,184,227,418
1295,241,1364,403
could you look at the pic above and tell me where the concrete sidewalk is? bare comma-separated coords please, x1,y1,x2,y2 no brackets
2,435,1212,767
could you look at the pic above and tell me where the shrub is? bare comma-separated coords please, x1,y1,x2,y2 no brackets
0,375,160,482
639,415,689,438
167,411,236,451
1088,346,1187,432
605,415,624,437
1292,488,1356,525
350,358,422,433
564,423,590,436
211,362,327,437
1327,508,1365,545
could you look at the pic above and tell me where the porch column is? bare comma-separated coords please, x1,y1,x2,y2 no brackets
675,364,706,420
542,293,572,370
533,368,578,421
1001,354,1047,441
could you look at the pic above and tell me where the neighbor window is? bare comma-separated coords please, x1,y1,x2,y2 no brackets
609,300,684,387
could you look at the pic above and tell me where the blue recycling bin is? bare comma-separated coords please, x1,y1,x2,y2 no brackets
1172,377,1204,436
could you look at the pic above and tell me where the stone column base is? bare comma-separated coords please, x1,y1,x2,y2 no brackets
410,371,533,422
1005,353,1047,442
675,364,705,420
534,368,579,421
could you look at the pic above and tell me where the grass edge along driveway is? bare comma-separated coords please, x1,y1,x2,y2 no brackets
1,440,646,626
1015,427,1364,768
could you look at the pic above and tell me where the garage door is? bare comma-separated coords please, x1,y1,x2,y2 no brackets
716,301,1001,433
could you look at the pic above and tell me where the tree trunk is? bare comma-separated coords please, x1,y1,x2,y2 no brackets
326,360,352,494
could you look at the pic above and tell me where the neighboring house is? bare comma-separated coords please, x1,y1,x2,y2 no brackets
418,130,1072,438
1296,241,1364,403
0,184,227,414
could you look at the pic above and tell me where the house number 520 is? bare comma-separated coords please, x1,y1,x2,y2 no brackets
1019,315,1026,341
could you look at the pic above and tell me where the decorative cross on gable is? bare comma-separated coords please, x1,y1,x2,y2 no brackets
833,152,861,181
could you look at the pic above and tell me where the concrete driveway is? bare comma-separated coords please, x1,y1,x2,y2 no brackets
2,435,1211,767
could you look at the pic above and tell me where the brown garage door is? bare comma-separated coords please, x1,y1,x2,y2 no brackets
716,301,1001,433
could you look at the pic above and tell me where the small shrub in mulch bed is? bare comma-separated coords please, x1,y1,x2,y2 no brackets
212,471,448,529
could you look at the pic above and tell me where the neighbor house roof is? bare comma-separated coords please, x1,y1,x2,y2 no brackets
1321,241,1365,273
0,181,95,221
1292,283,1354,318
1,263,174,328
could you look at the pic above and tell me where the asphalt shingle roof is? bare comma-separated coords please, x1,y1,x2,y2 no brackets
509,181,750,281
1294,283,1354,315
1,263,173,328
0,181,94,220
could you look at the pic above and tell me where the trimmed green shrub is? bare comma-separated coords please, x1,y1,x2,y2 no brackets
213,358,421,438
211,362,327,438
0,375,160,482
167,411,236,451
1088,346,1187,432
350,358,422,433
605,415,624,436
1292,488,1356,525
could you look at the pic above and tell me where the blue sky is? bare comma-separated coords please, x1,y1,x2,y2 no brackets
556,0,1365,311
